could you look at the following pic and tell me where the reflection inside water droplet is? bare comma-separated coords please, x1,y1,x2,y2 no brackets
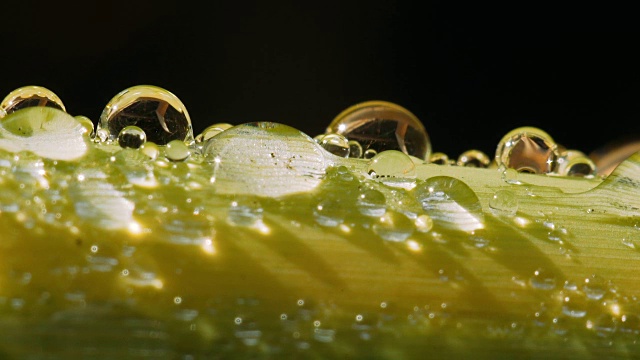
356,188,387,217
118,125,147,149
0,85,65,117
372,210,414,241
457,149,490,168
318,133,350,157
96,85,193,145
326,100,431,160
495,127,559,174
489,189,518,216
165,139,191,162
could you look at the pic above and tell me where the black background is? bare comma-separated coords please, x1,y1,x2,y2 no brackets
2,1,639,159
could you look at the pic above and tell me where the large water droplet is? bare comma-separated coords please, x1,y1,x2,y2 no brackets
313,198,346,227
367,150,416,189
556,149,596,177
412,176,484,232
96,85,193,145
202,122,326,197
0,85,65,117
495,126,559,174
326,100,431,160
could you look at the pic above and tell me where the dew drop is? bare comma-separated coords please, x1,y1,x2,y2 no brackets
202,122,326,197
583,274,609,300
313,198,345,227
363,149,378,159
414,214,434,233
413,176,484,232
227,198,264,227
456,149,490,168
356,188,387,217
139,142,160,160
165,139,191,162
0,85,65,117
501,166,522,185
372,210,414,242
561,294,588,318
348,140,363,158
429,152,452,165
96,85,193,145
195,123,233,145
75,115,95,136
117,125,147,149
318,133,350,157
495,126,559,174
326,100,431,160
557,149,596,177
529,268,557,290
367,150,416,180
489,189,518,216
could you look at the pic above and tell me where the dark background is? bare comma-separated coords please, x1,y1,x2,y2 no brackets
2,1,639,159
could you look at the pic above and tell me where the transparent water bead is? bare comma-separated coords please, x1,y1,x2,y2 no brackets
165,139,191,162
356,188,387,217
326,100,431,161
317,133,350,157
456,149,490,168
429,152,452,165
97,85,193,145
202,122,327,197
0,85,65,118
556,149,596,177
372,210,414,242
74,116,95,136
195,123,233,145
367,150,416,180
489,189,518,216
412,176,484,232
495,126,559,174
117,125,147,149
348,140,363,158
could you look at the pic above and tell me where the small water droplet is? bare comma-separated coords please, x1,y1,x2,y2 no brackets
96,85,193,145
326,100,431,160
529,268,557,290
429,152,452,165
356,188,387,217
495,126,559,174
139,142,160,160
372,210,414,242
561,294,589,318
195,123,233,144
227,198,264,227
489,189,518,216
75,115,95,136
558,151,597,177
165,139,191,161
456,149,491,168
583,274,609,300
501,167,522,185
363,149,378,159
117,125,147,149
313,198,345,227
348,140,363,158
414,214,433,233
318,133,350,157
0,85,65,116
